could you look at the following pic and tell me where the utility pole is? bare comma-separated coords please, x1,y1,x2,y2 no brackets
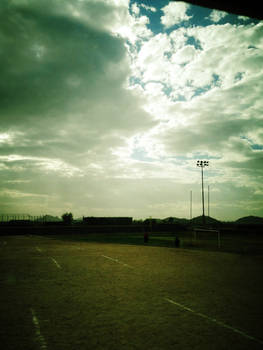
197,160,209,225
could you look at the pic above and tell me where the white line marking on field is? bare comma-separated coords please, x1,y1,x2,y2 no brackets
101,255,133,268
50,257,61,269
31,308,48,350
164,298,263,345
36,246,42,253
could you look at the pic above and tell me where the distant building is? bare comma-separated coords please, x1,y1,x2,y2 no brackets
82,217,133,225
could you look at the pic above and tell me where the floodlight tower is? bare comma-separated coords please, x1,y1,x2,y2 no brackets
197,160,209,225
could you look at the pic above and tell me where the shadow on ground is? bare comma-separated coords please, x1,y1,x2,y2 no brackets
40,231,263,255
44,232,182,249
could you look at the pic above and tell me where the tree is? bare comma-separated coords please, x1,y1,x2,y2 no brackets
61,212,73,225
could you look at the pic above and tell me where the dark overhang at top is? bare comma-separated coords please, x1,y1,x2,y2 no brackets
170,1,263,20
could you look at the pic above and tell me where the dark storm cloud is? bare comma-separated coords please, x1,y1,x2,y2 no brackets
0,0,160,216
0,0,155,168
0,2,125,125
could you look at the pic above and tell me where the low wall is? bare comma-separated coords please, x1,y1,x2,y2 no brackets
0,223,188,235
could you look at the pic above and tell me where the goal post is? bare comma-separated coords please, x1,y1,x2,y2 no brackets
193,228,221,249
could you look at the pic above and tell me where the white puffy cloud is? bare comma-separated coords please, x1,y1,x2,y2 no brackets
141,4,156,13
208,9,228,23
123,18,263,220
132,22,263,104
161,1,192,28
238,15,251,22
131,3,140,16
171,44,197,64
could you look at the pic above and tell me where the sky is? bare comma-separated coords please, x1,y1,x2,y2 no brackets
0,0,263,221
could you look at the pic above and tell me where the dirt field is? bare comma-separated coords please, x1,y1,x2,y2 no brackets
0,234,263,349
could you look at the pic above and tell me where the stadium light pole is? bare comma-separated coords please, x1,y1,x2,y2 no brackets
197,160,209,225
208,185,210,218
190,190,192,221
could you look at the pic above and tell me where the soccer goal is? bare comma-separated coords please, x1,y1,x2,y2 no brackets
193,227,221,249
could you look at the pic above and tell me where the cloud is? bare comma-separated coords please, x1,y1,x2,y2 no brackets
123,19,263,217
237,15,251,22
0,188,49,199
0,0,155,157
208,9,228,23
161,1,192,28
132,22,263,103
141,4,157,13
0,1,262,220
0,0,157,214
131,3,140,16
0,5,121,121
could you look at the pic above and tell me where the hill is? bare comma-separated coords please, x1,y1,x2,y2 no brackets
162,217,189,225
235,216,263,225
190,216,220,226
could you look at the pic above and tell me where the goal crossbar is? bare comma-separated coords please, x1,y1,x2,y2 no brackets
193,228,221,248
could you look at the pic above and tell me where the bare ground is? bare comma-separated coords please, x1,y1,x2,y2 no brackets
0,234,263,350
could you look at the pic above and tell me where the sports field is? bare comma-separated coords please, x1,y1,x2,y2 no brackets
1,234,263,350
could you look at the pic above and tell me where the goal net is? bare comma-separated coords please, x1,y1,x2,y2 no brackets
193,228,221,249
